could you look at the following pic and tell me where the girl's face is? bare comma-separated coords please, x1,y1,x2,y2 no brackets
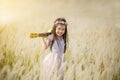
56,24,65,37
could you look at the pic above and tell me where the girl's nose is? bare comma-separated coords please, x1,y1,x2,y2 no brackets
59,30,63,33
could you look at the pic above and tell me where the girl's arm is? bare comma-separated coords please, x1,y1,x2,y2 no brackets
41,37,50,49
41,34,54,50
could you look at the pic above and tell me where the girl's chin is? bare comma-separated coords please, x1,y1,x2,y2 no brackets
57,34,63,37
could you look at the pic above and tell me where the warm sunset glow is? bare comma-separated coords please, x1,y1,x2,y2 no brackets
0,12,17,24
0,0,120,80
0,0,19,24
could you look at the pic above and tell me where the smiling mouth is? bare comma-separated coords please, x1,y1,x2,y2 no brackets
58,33,63,36
58,32,62,35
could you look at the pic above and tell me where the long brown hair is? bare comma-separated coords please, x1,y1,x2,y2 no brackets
50,18,68,53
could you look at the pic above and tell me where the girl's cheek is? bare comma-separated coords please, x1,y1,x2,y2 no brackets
56,30,58,33
63,30,65,33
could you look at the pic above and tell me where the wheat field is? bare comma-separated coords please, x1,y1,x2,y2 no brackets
0,0,120,80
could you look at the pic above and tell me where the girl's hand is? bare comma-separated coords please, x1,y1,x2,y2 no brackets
41,34,54,50
47,34,54,41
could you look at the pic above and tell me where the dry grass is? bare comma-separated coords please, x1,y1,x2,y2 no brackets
0,0,120,80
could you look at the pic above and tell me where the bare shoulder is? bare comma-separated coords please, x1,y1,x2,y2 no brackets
47,34,54,41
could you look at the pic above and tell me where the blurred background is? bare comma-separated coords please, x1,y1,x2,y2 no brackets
0,0,120,80
0,0,119,27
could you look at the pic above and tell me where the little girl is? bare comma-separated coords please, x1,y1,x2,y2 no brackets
41,18,68,80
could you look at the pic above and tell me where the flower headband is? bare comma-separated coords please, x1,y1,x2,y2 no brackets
54,21,68,25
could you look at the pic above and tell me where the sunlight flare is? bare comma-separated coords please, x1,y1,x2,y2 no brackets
0,12,17,24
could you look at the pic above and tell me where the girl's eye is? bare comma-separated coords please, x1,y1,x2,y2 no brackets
58,28,61,30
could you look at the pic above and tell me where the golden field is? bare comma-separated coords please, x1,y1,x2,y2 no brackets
0,0,120,80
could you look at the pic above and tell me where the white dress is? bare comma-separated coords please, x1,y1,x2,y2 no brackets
41,36,65,80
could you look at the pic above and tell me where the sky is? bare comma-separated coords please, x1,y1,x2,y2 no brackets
0,0,119,26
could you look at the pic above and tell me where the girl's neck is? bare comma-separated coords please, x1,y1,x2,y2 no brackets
56,36,63,40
